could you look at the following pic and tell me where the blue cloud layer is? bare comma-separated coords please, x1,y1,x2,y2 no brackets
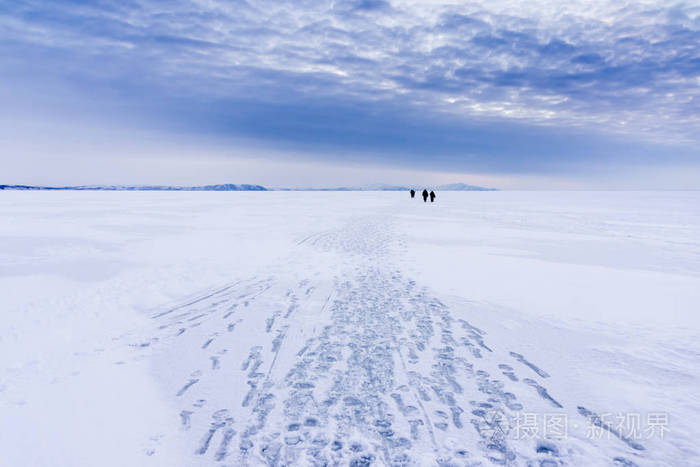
1,0,699,175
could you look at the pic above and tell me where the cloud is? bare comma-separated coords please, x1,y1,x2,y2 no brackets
1,0,699,183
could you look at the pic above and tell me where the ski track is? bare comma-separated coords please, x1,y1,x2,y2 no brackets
126,214,649,466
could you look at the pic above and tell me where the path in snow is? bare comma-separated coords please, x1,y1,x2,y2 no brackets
4,192,700,466
127,213,647,466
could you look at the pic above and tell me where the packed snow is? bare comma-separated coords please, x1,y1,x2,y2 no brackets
1,191,699,466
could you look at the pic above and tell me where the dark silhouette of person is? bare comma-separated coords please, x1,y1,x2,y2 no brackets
430,191,436,203
410,189,415,198
422,189,428,202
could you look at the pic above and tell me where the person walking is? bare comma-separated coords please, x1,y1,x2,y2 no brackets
422,189,428,202
410,189,415,198
430,191,436,203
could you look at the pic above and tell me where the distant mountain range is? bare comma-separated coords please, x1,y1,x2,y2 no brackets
436,183,497,191
278,183,496,191
1,182,495,191
0,184,267,191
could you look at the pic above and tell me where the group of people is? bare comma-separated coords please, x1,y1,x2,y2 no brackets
410,189,436,203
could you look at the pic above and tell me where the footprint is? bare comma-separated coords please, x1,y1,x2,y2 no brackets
202,336,216,349
180,410,193,430
177,379,199,397
510,352,550,378
522,378,562,408
498,364,518,381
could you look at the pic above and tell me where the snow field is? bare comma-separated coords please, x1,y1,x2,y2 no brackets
1,191,699,466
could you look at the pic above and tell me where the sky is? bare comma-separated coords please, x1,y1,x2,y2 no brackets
1,0,699,189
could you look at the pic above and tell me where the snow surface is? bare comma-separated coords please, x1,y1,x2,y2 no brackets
1,191,699,466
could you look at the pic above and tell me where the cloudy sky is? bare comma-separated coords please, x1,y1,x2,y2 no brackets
1,0,699,188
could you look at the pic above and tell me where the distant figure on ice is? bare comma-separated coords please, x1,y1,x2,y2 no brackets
422,189,429,202
410,189,415,198
430,191,436,203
